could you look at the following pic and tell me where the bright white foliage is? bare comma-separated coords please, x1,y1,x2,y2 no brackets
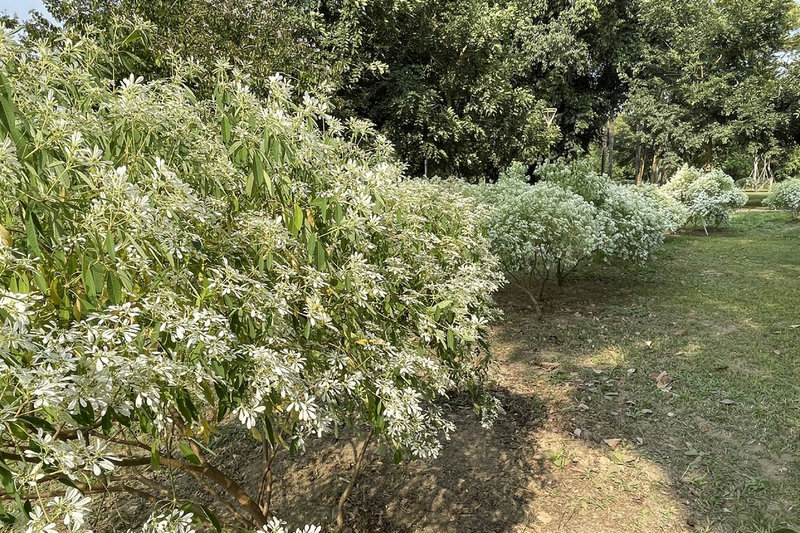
663,166,748,228
763,178,800,219
599,183,680,264
466,160,681,295
636,183,689,231
0,25,502,531
471,173,609,287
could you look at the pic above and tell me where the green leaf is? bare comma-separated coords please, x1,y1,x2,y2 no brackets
17,415,54,432
24,215,41,258
104,233,116,261
107,271,122,305
32,270,47,294
178,442,202,465
245,170,255,197
306,232,317,260
82,257,96,304
253,152,264,188
315,243,326,270
150,442,160,470
221,115,231,143
289,204,303,237
198,505,223,532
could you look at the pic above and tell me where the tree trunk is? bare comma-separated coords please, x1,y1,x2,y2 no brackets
704,140,714,170
635,143,643,185
600,123,608,175
650,152,661,183
607,120,615,179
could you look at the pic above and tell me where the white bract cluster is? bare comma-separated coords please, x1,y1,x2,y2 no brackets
0,24,502,531
763,178,800,220
470,174,607,293
599,183,681,264
663,166,748,230
466,160,681,301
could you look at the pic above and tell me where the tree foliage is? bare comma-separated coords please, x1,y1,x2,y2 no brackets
30,0,639,179
623,0,800,179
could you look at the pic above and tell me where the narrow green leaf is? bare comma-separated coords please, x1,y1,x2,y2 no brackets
104,233,116,261
24,215,41,258
150,442,160,470
178,442,202,465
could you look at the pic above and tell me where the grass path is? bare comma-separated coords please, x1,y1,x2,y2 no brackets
487,211,800,532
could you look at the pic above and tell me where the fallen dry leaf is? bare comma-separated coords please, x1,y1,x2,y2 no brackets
653,370,673,390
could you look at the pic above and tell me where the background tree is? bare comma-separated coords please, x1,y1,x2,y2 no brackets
623,0,800,183
29,0,639,179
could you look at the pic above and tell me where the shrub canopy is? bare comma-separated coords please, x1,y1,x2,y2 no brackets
465,160,680,304
664,166,748,229
0,28,502,530
763,178,800,219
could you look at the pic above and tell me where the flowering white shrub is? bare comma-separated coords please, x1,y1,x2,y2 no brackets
763,178,800,220
467,161,681,306
469,169,610,305
663,166,748,230
599,184,681,264
636,183,689,231
0,24,502,532
535,159,612,207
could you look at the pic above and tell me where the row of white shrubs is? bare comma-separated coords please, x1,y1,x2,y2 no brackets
457,161,682,304
464,162,754,304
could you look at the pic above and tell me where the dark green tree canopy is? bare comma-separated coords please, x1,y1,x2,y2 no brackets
623,0,800,180
28,0,639,179
22,0,799,180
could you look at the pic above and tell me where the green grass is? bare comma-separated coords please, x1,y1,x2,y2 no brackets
744,190,770,208
503,211,800,532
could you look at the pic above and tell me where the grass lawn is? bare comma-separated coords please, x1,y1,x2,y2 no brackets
490,210,800,532
744,190,770,208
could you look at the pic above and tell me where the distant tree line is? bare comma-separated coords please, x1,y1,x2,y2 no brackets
8,0,800,181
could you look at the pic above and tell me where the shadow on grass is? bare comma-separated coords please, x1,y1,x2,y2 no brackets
488,265,800,533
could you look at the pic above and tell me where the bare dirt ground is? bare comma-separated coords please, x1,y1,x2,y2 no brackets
103,291,696,533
